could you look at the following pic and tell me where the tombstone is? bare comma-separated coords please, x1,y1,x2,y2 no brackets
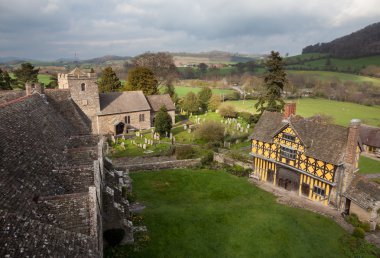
240,127,244,133
143,144,147,150
151,128,155,133
111,135,115,143
166,131,169,138
121,135,125,140
247,124,250,129
188,128,191,134
144,138,148,144
245,128,249,133
237,123,241,128
136,132,140,137
183,124,187,130
169,133,173,139
221,120,224,124
120,142,125,150
236,139,240,144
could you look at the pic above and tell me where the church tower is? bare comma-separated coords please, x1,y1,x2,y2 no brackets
58,68,100,133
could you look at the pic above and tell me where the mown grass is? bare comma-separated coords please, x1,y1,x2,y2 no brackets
226,98,380,127
359,156,380,174
119,169,376,258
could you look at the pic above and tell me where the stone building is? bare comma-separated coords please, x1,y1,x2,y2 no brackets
359,124,380,157
58,68,175,135
250,103,362,211
0,85,134,256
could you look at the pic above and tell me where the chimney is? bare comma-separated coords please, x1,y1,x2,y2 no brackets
284,102,296,118
345,119,361,165
25,82,33,95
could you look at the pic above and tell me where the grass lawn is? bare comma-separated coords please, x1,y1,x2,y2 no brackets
226,98,380,127
120,169,375,258
359,156,380,174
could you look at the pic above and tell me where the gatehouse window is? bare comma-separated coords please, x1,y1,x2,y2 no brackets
139,114,145,122
280,146,296,160
81,83,86,91
283,133,295,142
125,115,131,124
313,186,325,197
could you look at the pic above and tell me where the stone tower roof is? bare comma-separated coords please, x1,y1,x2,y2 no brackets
68,67,87,76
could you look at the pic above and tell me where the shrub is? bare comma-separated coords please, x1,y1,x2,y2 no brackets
226,165,251,177
175,145,196,160
218,104,237,118
104,228,125,246
224,91,240,100
345,213,371,232
352,227,365,239
154,106,172,136
238,111,254,124
195,121,224,142
201,151,214,166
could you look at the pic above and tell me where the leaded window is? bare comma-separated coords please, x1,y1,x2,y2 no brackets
313,186,325,197
280,146,296,160
283,133,295,142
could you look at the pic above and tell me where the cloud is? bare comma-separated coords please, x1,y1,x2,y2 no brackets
0,0,379,60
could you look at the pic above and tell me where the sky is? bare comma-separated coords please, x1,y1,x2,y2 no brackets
0,0,379,60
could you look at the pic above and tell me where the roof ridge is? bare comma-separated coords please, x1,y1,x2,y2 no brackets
0,94,34,108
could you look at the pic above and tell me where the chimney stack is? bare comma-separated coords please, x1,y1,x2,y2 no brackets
345,119,361,166
284,102,296,118
25,82,44,95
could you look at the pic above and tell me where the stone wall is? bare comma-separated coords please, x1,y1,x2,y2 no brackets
116,158,201,172
97,110,151,134
213,152,252,170
113,155,176,167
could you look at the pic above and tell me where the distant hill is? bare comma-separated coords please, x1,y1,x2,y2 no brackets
80,55,132,64
302,22,380,58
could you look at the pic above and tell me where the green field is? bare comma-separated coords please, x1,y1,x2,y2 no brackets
286,54,380,71
226,98,380,127
112,169,378,258
359,156,380,174
286,70,380,85
174,85,234,97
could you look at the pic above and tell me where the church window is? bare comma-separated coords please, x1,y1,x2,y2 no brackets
125,115,131,124
81,83,86,91
313,186,325,197
139,114,145,122
283,133,295,142
280,146,296,160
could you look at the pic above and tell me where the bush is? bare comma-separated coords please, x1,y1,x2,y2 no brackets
345,213,371,232
195,121,224,142
175,145,196,160
224,91,240,100
201,151,214,166
226,165,251,177
352,227,365,239
238,111,254,124
104,228,125,246
218,104,237,118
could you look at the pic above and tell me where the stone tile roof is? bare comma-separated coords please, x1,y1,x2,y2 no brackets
0,209,98,257
249,111,349,165
360,124,380,148
146,94,175,111
344,175,380,210
99,91,151,115
68,67,87,77
0,90,25,105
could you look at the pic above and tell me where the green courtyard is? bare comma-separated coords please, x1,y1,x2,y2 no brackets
108,169,379,258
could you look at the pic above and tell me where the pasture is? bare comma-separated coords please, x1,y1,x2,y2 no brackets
226,98,380,127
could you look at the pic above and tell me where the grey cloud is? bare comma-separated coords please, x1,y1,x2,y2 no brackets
0,0,379,59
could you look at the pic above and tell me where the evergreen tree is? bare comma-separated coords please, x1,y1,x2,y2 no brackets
254,51,287,114
164,81,175,98
0,69,13,90
154,106,172,136
181,92,199,115
47,73,58,89
125,67,158,95
197,87,212,111
13,62,39,89
98,67,122,93
208,94,222,111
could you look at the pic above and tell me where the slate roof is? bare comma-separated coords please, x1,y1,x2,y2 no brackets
146,94,175,112
343,175,380,210
360,124,380,148
99,91,151,115
250,111,349,165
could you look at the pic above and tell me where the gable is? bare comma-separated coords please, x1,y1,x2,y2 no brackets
274,125,305,153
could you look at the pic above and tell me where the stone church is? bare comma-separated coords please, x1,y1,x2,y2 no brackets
58,68,175,135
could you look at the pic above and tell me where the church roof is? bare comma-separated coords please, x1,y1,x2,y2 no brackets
249,111,349,165
360,124,380,148
146,94,175,112
68,67,87,77
99,91,151,115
